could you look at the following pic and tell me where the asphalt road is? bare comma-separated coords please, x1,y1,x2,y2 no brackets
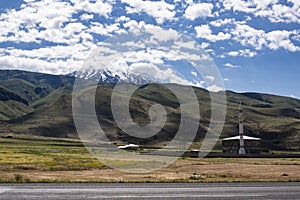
0,182,299,199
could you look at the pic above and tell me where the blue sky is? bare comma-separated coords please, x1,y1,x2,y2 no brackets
0,0,299,98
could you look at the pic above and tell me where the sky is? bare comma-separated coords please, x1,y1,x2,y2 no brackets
0,0,299,98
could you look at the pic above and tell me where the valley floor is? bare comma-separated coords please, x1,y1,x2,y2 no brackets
0,135,299,183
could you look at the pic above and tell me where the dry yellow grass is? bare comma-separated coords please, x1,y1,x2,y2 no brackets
0,136,299,183
0,158,299,183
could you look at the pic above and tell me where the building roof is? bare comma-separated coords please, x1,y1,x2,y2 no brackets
117,144,139,149
222,135,261,141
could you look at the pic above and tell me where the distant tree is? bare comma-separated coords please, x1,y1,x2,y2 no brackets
34,87,42,94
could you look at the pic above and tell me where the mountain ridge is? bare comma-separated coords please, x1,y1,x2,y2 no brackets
67,69,153,85
0,69,299,151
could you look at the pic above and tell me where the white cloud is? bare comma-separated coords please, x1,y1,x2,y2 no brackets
80,13,94,21
0,0,298,81
121,0,176,24
71,0,113,18
210,18,235,27
224,63,241,68
129,62,198,86
200,42,210,49
184,3,214,20
0,0,76,43
222,0,300,24
231,24,266,50
0,43,95,74
123,20,142,33
123,21,180,43
0,54,85,75
122,41,146,49
89,22,123,36
207,84,224,92
256,3,300,23
0,0,111,74
64,22,87,33
228,51,239,56
227,49,257,57
191,71,197,77
0,0,117,45
231,24,300,52
144,25,179,42
222,0,256,13
266,30,300,52
239,49,257,57
222,0,278,13
174,40,196,50
195,25,231,42
205,75,215,82
116,16,131,22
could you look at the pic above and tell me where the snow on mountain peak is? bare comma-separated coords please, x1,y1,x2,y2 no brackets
66,69,153,85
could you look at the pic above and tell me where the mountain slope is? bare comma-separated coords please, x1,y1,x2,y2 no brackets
0,70,74,98
0,70,300,151
32,83,73,109
0,86,33,120
0,78,43,103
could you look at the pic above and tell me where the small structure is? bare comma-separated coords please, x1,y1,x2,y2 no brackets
222,102,261,154
117,144,139,151
222,135,261,154
189,149,200,158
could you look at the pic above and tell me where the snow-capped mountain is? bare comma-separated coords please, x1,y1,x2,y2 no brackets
66,69,154,85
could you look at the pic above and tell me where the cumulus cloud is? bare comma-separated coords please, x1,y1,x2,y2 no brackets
256,3,300,23
205,75,215,82
194,25,231,42
184,3,214,20
0,0,121,74
0,54,85,74
0,0,75,43
71,0,113,18
129,62,195,86
222,0,300,23
231,24,266,50
80,13,94,21
227,49,257,57
210,18,236,27
121,0,176,24
266,30,300,52
222,0,277,13
207,84,224,92
0,43,95,74
144,26,179,42
123,20,180,43
89,22,123,36
0,0,117,45
200,42,210,49
224,63,241,68
0,0,298,83
231,24,300,52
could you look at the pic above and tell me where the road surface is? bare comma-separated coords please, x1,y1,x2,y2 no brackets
0,182,299,199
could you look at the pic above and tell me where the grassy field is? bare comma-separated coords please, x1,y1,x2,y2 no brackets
0,135,299,183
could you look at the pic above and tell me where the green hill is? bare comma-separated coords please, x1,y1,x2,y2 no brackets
0,78,42,103
0,70,299,151
32,83,73,108
0,86,33,120
0,70,74,100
